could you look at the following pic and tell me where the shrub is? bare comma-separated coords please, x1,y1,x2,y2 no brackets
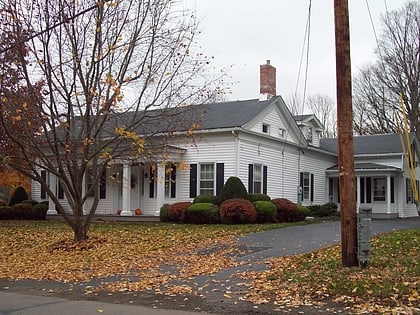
168,202,192,223
159,204,170,222
32,203,48,220
248,193,271,202
308,202,338,217
253,201,277,223
0,199,8,207
12,202,33,219
187,203,219,224
8,186,29,207
272,198,302,222
0,206,13,220
218,176,248,204
297,204,310,220
193,194,218,204
219,198,256,224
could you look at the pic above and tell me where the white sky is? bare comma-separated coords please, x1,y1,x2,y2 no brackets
182,0,407,104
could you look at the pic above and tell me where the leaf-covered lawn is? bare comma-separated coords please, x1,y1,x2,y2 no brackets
240,228,419,314
0,221,418,314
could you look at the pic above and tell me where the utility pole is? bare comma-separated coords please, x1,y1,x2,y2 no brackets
334,0,358,267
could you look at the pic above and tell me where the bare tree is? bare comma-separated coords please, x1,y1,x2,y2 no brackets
352,1,419,136
0,0,223,241
307,94,337,138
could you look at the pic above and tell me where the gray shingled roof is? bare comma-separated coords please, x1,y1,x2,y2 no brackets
108,97,276,135
320,133,407,155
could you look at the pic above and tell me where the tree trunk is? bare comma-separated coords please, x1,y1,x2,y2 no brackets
73,219,89,242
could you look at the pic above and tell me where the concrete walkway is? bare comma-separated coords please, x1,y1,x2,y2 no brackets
1,218,419,315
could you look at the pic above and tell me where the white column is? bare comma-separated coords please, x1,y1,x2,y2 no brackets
356,176,360,213
387,175,391,214
47,173,58,215
156,163,166,216
121,163,132,216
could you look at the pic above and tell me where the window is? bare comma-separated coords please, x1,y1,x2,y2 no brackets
199,163,215,195
253,164,262,193
86,168,107,199
373,177,386,201
279,128,286,139
248,164,268,194
300,172,314,202
307,126,313,143
262,123,270,134
406,178,419,204
164,163,176,198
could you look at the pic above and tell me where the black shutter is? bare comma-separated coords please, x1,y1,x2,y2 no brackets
189,164,197,198
216,163,224,195
263,166,268,194
390,177,394,204
149,166,155,198
40,170,47,199
100,170,106,199
360,177,365,203
170,165,176,198
299,172,303,187
366,177,372,203
248,164,253,193
310,173,314,202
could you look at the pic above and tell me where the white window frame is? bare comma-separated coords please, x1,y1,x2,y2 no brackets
302,172,311,201
199,163,215,196
253,164,262,193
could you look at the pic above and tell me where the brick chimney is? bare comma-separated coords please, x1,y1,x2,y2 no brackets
259,60,276,101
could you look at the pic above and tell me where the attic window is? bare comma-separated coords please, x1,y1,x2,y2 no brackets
262,123,270,134
279,128,286,138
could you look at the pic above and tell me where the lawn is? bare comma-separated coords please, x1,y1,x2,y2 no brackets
0,220,418,314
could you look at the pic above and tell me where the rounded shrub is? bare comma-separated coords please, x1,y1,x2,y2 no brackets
219,198,256,224
8,186,29,207
218,176,248,204
187,203,219,224
272,198,302,222
0,206,13,220
12,202,33,219
32,203,48,220
160,204,170,222
193,194,218,204
297,204,310,220
248,193,271,202
253,200,277,223
308,202,338,217
168,202,192,223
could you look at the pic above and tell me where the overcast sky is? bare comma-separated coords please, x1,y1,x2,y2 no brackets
182,0,407,106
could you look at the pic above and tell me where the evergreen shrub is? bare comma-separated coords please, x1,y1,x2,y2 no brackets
219,198,256,224
218,176,248,204
0,206,13,220
248,193,271,202
187,203,219,224
12,202,33,219
159,204,170,222
253,200,277,223
8,186,28,207
193,194,218,204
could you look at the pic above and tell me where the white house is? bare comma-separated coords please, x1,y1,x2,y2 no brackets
32,61,420,219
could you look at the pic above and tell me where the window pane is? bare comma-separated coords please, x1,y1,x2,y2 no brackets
199,164,214,195
373,177,386,201
253,164,262,193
